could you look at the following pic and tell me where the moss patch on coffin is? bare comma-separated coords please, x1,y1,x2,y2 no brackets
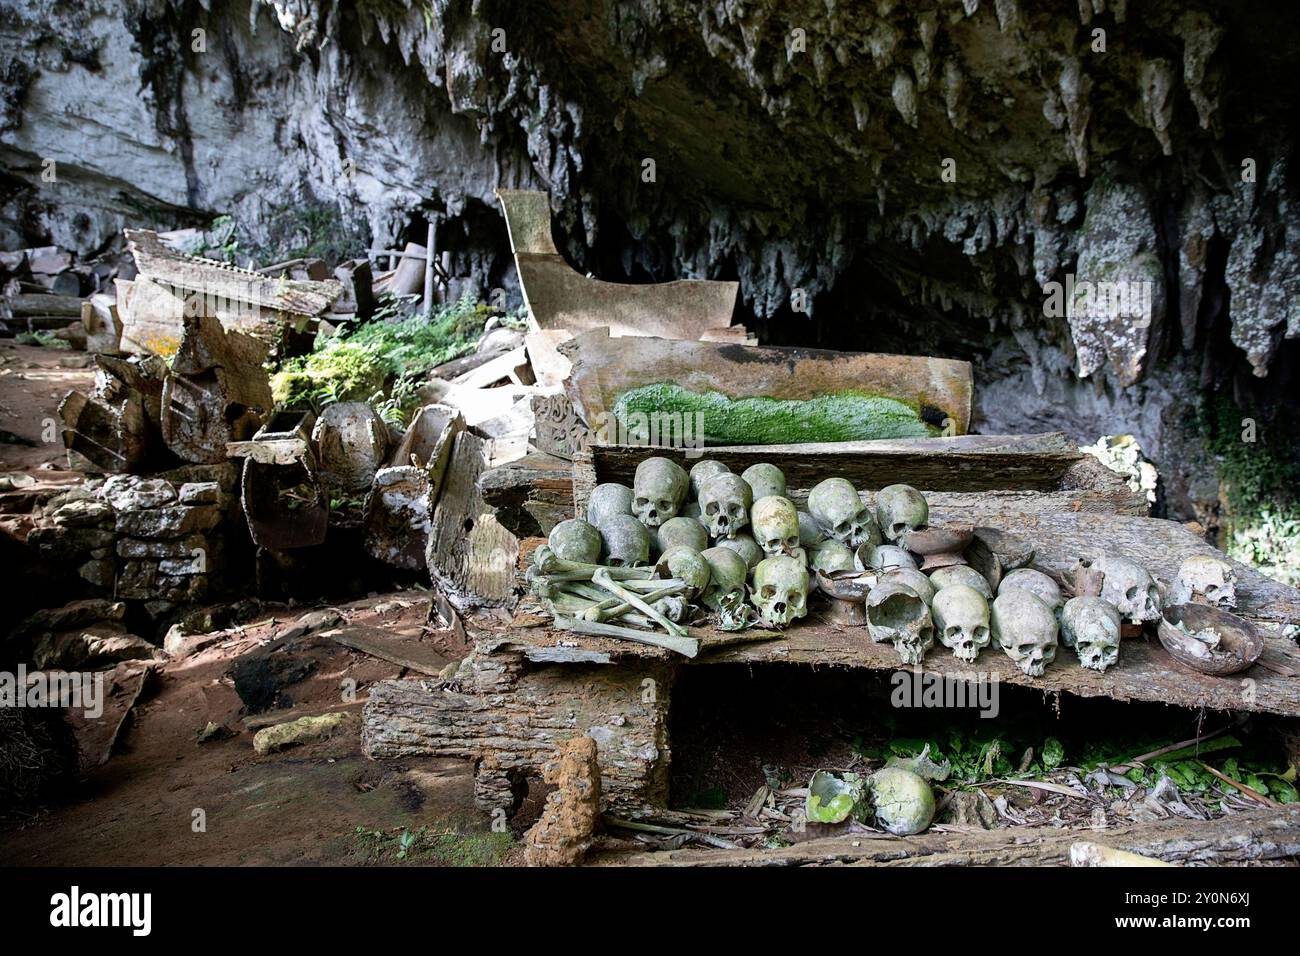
611,383,937,445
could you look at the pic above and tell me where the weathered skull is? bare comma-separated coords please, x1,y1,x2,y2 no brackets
698,473,753,540
928,564,994,599
991,587,1058,677
879,567,935,604
1170,555,1236,609
1060,596,1121,671
751,495,801,557
931,584,991,662
798,511,827,548
998,568,1063,611
656,516,709,555
867,581,934,664
700,546,749,611
655,546,711,599
598,514,651,567
716,533,764,570
875,484,929,541
741,463,786,501
586,482,634,530
1090,554,1162,624
632,457,689,528
808,477,882,548
751,555,810,627
688,459,731,499
548,518,602,564
810,540,856,577
857,543,918,573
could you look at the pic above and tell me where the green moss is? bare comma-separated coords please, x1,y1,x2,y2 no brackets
1197,392,1300,586
611,383,937,445
350,822,516,866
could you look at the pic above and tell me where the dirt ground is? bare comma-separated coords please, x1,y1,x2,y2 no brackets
0,340,531,866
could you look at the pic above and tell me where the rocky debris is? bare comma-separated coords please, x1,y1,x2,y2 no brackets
523,736,602,867
942,789,1000,829
32,626,162,671
252,712,352,756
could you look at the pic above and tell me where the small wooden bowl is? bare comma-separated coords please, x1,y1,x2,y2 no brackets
1157,604,1264,676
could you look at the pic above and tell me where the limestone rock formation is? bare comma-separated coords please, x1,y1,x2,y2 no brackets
523,735,602,867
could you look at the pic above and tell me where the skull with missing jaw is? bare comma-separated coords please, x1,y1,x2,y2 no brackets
751,554,809,627
698,472,753,540
875,484,929,542
867,580,935,664
1060,595,1121,672
1169,555,1236,610
751,495,802,557
700,546,749,612
991,586,1058,677
598,513,651,567
632,457,689,529
1088,554,1162,625
808,477,882,549
931,584,991,662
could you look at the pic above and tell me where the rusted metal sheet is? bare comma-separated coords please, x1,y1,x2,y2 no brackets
497,189,744,341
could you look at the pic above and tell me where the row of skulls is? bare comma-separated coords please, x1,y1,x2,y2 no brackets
555,456,1241,676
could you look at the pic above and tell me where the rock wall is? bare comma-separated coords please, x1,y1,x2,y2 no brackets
2,0,1298,521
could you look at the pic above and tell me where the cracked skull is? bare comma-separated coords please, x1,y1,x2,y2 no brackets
1169,555,1236,609
1090,554,1162,624
698,472,753,540
808,477,882,548
875,484,929,541
632,457,688,528
751,554,809,627
867,581,934,664
700,546,749,612
750,495,801,557
991,587,1059,677
931,584,991,662
1060,596,1122,672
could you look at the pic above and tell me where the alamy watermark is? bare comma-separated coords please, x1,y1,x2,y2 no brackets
1,665,104,719
890,666,1000,718
1042,273,1154,328
590,411,706,459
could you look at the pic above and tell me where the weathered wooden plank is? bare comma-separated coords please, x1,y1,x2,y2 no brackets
590,806,1300,867
479,450,576,537
566,327,974,439
426,431,519,610
321,625,447,676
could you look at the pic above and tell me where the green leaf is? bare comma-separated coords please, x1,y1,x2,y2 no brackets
1042,737,1065,770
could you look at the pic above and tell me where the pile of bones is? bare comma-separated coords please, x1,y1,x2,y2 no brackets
528,457,1240,674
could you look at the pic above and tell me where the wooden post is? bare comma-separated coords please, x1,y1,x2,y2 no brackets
423,221,436,319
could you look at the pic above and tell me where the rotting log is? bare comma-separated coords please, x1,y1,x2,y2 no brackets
497,190,742,342
589,806,1300,867
161,314,273,463
362,652,675,816
565,326,974,439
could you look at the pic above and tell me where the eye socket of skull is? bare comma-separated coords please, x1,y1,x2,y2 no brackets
835,520,849,536
705,502,719,516
658,499,672,512
729,503,743,517
973,625,989,642
785,535,800,549
787,590,804,608
636,497,649,509
760,584,776,599
1125,585,1138,600
608,557,625,567
945,625,962,640
890,521,908,538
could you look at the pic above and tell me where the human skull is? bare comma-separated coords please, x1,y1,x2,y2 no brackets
991,587,1058,677
716,533,764,570
656,516,709,555
931,585,991,662
928,564,994,599
547,518,602,564
797,511,827,549
751,496,801,557
655,546,711,599
586,483,634,530
599,513,651,567
698,473,753,540
879,567,936,604
810,540,856,577
700,547,749,612
857,544,918,573
632,457,688,528
869,767,935,836
751,555,810,627
741,463,786,501
1089,554,1162,624
867,581,934,664
1060,596,1121,671
688,459,731,499
808,477,882,548
998,568,1063,611
875,484,929,541
1169,555,1236,609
